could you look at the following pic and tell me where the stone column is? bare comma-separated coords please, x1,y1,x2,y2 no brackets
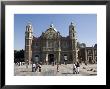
58,39,61,64
85,48,87,63
46,40,48,48
72,50,76,63
45,40,48,64
58,51,60,64
42,53,45,64
72,39,77,63
92,48,94,63
46,53,48,64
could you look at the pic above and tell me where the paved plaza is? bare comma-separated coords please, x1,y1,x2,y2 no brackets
14,63,97,76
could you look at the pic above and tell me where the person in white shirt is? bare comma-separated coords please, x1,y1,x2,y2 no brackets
32,62,36,72
73,62,76,74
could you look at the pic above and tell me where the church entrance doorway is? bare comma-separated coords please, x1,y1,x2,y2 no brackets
48,54,54,64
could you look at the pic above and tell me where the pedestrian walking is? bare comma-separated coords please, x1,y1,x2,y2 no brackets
57,64,59,72
35,62,39,71
39,64,41,72
64,55,67,65
73,62,76,74
32,62,36,72
76,62,80,74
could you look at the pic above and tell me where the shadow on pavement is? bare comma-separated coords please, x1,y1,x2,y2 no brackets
20,70,32,72
62,72,73,74
89,74,97,76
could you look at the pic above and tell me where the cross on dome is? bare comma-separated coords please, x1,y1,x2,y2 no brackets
50,24,54,28
27,22,32,27
49,23,57,32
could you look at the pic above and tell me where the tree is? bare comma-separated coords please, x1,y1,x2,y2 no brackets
14,49,25,63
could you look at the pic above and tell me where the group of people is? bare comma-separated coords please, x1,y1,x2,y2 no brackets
32,62,42,72
27,59,80,74
14,60,25,66
73,62,80,74
32,61,80,74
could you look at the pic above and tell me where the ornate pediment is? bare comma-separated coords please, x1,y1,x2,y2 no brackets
41,24,60,39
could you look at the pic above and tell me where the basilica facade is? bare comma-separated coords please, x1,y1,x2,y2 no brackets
25,22,78,64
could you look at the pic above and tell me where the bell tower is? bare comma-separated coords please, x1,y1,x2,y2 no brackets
69,22,77,63
25,23,33,64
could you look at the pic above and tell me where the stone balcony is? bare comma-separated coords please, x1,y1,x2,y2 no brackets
42,47,61,51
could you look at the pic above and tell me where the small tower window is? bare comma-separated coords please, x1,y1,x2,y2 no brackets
27,33,29,37
73,33,74,37
72,27,74,31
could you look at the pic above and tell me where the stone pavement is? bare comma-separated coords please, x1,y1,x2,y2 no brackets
14,63,97,76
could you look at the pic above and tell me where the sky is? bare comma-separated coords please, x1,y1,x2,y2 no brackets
14,14,97,50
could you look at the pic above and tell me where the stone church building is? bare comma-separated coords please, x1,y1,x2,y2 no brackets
25,22,78,64
25,22,97,64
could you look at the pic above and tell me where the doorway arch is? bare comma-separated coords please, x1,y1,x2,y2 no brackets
48,54,54,64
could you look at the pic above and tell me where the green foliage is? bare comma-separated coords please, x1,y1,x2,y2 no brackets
14,49,24,62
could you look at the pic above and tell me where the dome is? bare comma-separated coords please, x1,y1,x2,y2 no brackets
27,22,32,27
71,22,73,25
26,22,33,32
50,24,54,28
